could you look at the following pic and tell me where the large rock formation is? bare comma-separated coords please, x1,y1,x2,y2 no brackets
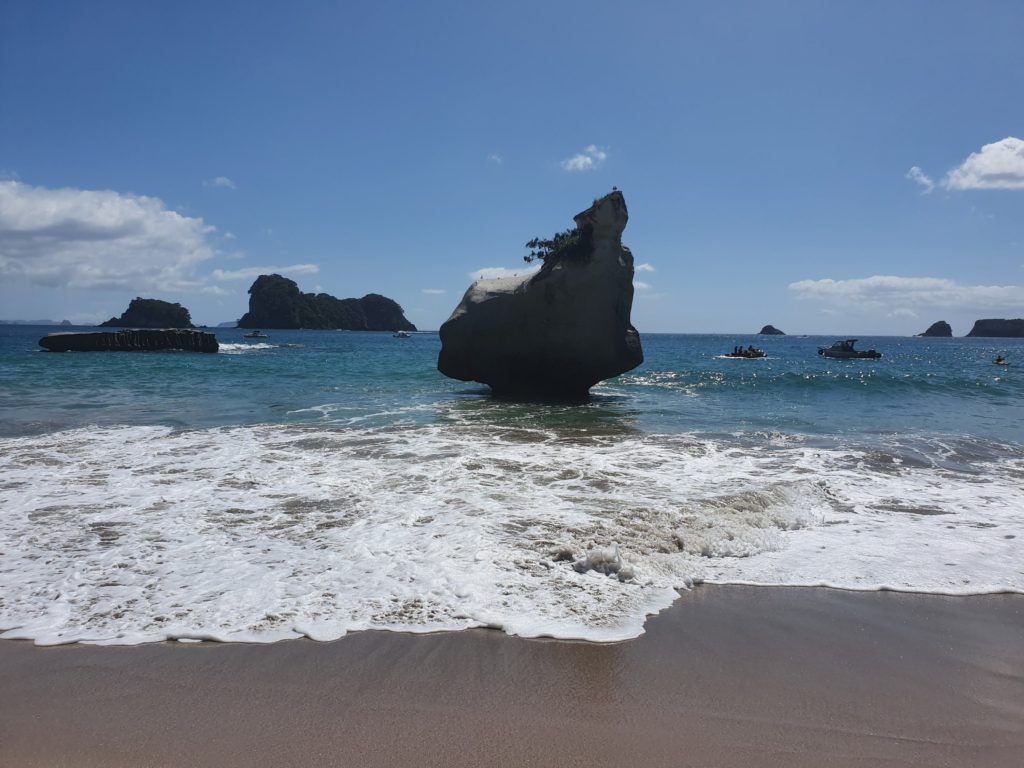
438,190,643,397
918,321,952,337
966,319,1024,338
40,329,218,353
100,298,194,328
759,325,785,335
237,275,415,331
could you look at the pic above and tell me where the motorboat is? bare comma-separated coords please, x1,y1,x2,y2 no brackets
993,357,1009,366
243,330,269,339
818,339,881,359
393,331,412,338
724,346,766,359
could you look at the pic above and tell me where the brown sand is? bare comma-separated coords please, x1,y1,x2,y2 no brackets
1,586,1022,768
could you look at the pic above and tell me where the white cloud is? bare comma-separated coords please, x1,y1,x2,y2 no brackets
943,137,1024,190
469,265,540,281
204,176,237,190
633,281,651,290
0,180,218,292
905,166,934,193
887,307,918,319
0,169,19,181
790,275,1024,313
561,145,608,172
202,285,228,296
635,262,655,272
421,288,446,295
487,153,503,165
211,263,319,281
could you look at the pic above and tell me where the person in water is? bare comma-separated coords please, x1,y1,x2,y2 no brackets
994,355,1006,364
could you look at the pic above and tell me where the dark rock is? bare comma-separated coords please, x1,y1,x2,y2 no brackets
237,275,415,331
918,321,952,337
39,329,218,353
100,298,194,328
438,190,643,397
759,325,785,335
966,319,1024,338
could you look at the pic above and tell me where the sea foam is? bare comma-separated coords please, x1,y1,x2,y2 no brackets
0,424,1021,645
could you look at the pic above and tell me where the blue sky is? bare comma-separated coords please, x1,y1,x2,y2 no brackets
1,0,1022,334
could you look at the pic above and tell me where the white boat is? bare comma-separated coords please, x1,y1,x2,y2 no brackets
243,330,269,339
393,331,412,338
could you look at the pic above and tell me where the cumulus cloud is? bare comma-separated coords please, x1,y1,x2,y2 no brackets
487,153,503,165
633,280,651,290
943,137,1024,190
211,264,319,281
561,145,608,172
204,176,237,189
905,166,934,193
789,275,1024,313
0,180,219,292
635,262,655,272
421,288,446,295
469,265,540,281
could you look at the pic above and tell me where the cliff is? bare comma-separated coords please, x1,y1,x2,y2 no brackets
40,329,217,353
759,325,785,335
237,275,416,331
966,319,1024,338
438,190,643,397
918,321,952,337
100,298,194,328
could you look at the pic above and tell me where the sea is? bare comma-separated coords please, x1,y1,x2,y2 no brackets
1,326,1022,645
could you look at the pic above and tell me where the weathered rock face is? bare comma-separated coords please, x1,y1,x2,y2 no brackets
759,325,785,335
40,330,218,353
966,318,1024,338
238,275,416,331
918,321,952,337
438,191,643,397
100,298,194,328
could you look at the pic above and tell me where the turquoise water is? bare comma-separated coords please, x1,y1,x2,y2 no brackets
1,326,1022,645
2,326,1021,441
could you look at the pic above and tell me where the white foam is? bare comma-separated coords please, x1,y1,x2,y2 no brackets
0,425,1021,645
218,342,276,354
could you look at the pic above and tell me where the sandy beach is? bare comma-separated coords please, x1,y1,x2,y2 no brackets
1,585,1021,767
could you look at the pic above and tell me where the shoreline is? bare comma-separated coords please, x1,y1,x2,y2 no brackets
2,585,1022,767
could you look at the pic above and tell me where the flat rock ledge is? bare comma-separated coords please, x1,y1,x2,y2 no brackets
438,190,643,397
39,329,219,353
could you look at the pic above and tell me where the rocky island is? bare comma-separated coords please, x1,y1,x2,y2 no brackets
438,190,643,397
237,275,415,331
918,321,952,337
966,319,1024,338
100,298,194,328
40,329,218,353
759,325,785,335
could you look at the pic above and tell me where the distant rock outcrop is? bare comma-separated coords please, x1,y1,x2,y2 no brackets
918,321,952,337
100,298,194,328
40,329,218,353
759,325,785,335
237,275,415,331
966,318,1024,338
437,190,643,397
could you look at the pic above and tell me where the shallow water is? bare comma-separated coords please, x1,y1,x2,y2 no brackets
1,326,1022,644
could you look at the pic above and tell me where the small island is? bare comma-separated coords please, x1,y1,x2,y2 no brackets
918,321,952,337
758,325,785,335
100,298,194,328
966,319,1024,338
237,274,416,331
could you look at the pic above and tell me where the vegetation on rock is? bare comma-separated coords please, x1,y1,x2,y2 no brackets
237,274,415,331
523,225,592,265
100,298,193,328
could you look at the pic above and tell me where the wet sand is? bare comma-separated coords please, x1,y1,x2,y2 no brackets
1,586,1022,767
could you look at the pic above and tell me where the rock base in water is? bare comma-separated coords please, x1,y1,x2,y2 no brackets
759,325,785,335
39,330,219,353
918,321,953,337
